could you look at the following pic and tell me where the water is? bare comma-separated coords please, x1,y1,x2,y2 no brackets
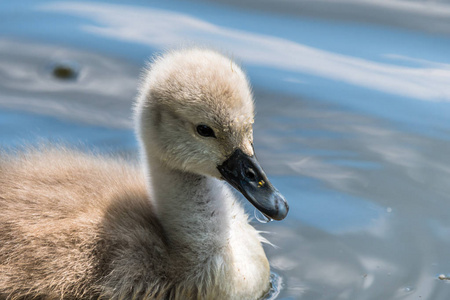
264,272,283,300
2,1,450,299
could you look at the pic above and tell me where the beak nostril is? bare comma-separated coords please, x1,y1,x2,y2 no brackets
245,168,256,181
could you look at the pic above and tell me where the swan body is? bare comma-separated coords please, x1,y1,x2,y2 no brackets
0,49,288,300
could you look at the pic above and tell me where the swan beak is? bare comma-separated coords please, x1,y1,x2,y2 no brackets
217,148,289,221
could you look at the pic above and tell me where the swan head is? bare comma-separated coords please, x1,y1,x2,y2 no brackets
136,48,288,220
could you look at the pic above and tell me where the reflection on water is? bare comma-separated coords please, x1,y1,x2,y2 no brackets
194,0,450,36
0,40,139,128
40,2,450,103
2,0,450,299
0,109,137,152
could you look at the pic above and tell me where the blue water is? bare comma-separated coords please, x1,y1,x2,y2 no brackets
2,1,450,299
0,109,136,151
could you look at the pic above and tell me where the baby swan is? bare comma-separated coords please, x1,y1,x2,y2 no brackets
0,49,288,300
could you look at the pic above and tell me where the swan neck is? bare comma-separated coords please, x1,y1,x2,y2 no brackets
140,148,270,298
147,155,231,257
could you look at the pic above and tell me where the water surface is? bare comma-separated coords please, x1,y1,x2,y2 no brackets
1,1,450,299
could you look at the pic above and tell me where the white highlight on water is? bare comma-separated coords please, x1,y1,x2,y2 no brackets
262,272,283,300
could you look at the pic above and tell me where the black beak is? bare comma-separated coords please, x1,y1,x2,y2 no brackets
217,148,289,221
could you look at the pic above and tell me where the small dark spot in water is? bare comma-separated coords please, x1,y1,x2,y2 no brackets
48,61,80,81
53,65,76,80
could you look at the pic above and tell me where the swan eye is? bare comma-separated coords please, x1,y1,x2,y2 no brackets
196,125,216,138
